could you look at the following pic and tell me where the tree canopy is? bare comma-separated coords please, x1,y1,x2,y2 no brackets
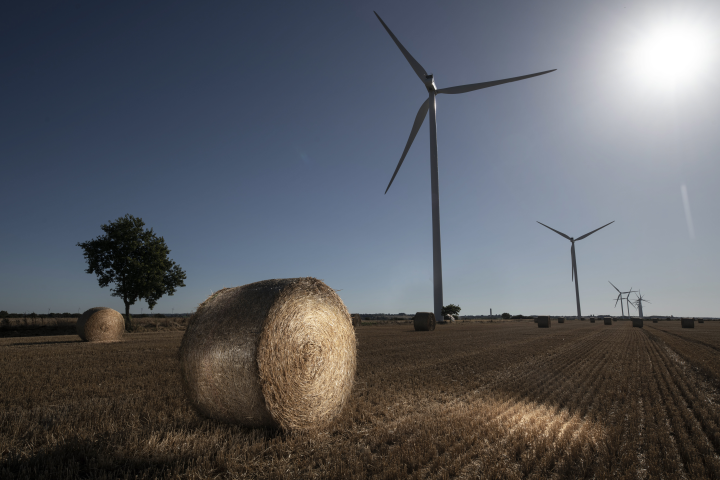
442,304,461,317
77,214,186,329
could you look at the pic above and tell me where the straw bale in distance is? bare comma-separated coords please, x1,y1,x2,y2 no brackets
350,314,362,327
76,307,124,342
537,316,550,328
698,319,705,323
604,317,613,325
178,277,356,431
590,318,596,323
414,312,435,331
557,317,565,324
653,319,658,323
632,318,643,328
681,318,694,328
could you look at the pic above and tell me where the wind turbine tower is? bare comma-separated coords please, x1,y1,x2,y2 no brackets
633,292,651,318
625,290,636,317
375,12,556,324
537,221,614,319
611,293,624,317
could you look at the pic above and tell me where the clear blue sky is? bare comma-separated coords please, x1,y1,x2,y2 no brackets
2,0,719,317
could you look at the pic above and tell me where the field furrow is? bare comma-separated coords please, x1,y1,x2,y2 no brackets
643,329,720,477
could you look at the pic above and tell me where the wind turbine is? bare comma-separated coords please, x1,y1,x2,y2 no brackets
632,291,650,318
625,290,637,317
625,295,637,317
609,282,625,316
537,221,614,319
375,12,556,323
609,281,636,317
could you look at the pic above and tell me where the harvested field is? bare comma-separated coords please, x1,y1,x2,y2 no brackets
2,321,720,478
0,317,188,338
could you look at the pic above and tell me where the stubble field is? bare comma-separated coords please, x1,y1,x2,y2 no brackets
2,319,720,479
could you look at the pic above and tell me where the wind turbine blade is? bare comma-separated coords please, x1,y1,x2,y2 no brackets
537,221,571,240
615,295,620,307
571,243,576,282
384,98,430,194
374,12,428,84
436,69,556,95
609,281,621,293
576,221,615,241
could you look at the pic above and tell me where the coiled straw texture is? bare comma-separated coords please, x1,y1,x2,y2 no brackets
178,277,356,431
76,307,125,342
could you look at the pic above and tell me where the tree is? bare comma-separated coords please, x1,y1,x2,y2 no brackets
501,312,511,319
442,304,461,317
77,214,186,330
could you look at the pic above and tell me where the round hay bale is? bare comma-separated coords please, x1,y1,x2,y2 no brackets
604,317,613,325
76,307,125,342
350,314,362,327
557,317,565,324
414,312,435,331
632,318,643,328
178,277,356,431
681,317,694,328
537,316,551,328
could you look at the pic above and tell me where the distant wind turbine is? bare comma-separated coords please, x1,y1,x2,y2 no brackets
632,291,650,318
610,284,625,316
537,221,614,319
375,11,556,323
609,281,636,317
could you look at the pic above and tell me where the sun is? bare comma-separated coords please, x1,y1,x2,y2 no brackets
629,22,712,91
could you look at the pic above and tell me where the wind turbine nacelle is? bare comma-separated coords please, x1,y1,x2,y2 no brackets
424,74,436,91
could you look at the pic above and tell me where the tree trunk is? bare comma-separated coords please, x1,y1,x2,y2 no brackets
124,300,133,331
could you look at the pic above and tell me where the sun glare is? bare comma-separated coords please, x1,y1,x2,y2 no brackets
629,23,713,91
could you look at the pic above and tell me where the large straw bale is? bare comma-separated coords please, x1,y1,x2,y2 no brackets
681,318,694,328
414,312,435,331
178,277,356,431
557,317,565,324
632,319,643,328
698,318,705,324
537,316,551,328
590,318,596,323
604,317,612,325
76,307,124,342
350,314,362,327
